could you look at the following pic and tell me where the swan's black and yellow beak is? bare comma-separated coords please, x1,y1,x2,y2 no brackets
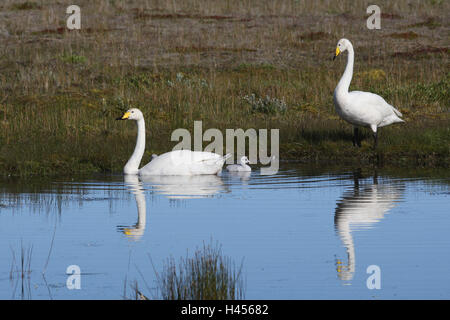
116,111,130,120
333,47,341,61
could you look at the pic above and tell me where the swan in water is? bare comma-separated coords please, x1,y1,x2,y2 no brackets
334,172,404,281
226,156,251,172
333,39,404,148
116,108,231,175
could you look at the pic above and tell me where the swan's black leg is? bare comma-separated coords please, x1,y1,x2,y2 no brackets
373,131,378,149
357,129,362,147
353,127,361,147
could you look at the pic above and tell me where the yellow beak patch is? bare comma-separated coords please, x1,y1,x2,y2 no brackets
335,47,341,57
120,111,131,120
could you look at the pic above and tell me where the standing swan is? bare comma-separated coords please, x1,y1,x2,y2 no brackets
333,39,404,148
116,108,230,175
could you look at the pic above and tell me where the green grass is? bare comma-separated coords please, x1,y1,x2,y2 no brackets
126,241,245,300
154,241,244,300
10,1,41,10
0,0,449,176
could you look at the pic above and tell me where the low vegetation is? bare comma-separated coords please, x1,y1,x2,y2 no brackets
129,241,244,300
0,0,448,176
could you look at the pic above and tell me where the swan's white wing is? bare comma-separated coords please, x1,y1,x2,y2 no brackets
226,164,241,172
139,150,229,176
347,91,403,126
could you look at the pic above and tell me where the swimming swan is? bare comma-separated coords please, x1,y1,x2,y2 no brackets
116,108,230,175
333,39,404,148
226,156,251,172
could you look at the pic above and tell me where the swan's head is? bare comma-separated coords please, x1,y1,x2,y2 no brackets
116,108,144,121
333,38,352,60
240,156,250,165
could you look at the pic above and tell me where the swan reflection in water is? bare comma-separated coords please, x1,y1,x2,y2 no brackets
117,174,226,240
117,175,147,240
334,171,404,282
141,174,226,199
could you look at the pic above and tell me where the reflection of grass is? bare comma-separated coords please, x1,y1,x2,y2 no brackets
153,241,244,300
0,0,449,176
10,243,33,280
9,242,33,299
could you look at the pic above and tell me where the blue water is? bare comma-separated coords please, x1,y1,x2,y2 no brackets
0,165,449,299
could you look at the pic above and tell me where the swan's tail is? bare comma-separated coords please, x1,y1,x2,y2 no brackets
391,105,403,118
213,153,232,175
212,153,231,164
197,153,232,175
222,153,232,162
199,153,232,165
389,105,405,123
216,153,232,167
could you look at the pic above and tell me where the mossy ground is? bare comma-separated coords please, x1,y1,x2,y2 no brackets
0,0,448,176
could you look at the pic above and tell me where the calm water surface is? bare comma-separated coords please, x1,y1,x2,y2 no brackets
0,164,449,299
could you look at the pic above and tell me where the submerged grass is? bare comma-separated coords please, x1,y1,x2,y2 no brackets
0,0,448,176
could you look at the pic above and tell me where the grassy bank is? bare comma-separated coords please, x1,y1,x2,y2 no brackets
0,0,448,176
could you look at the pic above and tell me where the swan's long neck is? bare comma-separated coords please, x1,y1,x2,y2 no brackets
124,118,145,175
336,44,354,94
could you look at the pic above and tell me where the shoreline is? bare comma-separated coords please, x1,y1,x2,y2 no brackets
1,148,448,178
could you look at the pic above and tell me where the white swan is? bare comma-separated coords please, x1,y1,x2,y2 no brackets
333,38,404,147
117,108,231,175
226,156,251,172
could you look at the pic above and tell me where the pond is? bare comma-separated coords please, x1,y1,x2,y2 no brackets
0,164,449,299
